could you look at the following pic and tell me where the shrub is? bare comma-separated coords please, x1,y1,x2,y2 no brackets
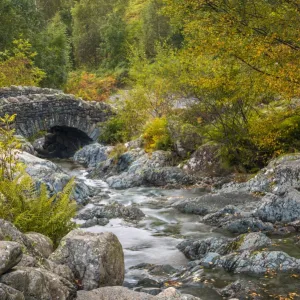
99,117,126,145
142,117,172,152
64,71,116,101
108,143,127,163
0,39,45,87
0,114,77,247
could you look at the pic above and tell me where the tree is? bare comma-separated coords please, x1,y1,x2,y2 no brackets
0,39,45,87
163,0,300,98
72,0,128,68
34,14,71,88
0,0,43,51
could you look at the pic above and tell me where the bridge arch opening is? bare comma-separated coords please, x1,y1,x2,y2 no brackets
34,126,93,158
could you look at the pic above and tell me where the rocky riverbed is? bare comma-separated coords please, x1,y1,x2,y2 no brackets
2,141,300,299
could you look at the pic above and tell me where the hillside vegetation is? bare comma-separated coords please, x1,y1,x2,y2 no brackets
0,0,299,171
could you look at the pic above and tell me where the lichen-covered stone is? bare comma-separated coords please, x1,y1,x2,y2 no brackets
25,233,53,259
50,230,124,290
0,267,76,300
0,283,25,300
0,242,22,276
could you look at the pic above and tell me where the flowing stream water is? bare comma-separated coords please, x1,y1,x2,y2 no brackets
54,159,300,299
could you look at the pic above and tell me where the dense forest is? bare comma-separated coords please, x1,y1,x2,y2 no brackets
1,0,300,172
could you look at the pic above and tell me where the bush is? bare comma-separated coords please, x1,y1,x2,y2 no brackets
99,117,126,145
249,104,300,164
108,143,127,163
142,117,172,152
64,71,117,101
0,114,77,247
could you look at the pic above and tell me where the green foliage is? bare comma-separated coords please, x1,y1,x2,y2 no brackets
0,39,45,87
0,114,77,246
71,0,128,68
0,0,43,51
34,14,71,88
142,117,171,152
108,143,127,163
99,117,127,145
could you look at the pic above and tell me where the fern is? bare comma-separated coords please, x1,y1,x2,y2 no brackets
0,115,77,247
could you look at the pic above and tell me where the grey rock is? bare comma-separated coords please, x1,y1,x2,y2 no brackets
76,286,201,300
17,255,38,268
0,267,76,300
15,135,35,155
43,259,75,283
105,151,195,189
178,233,271,261
0,219,40,258
222,217,274,234
50,230,124,290
183,143,228,176
76,286,155,300
125,138,144,150
202,205,241,226
218,280,262,300
0,242,22,276
77,202,145,223
140,288,162,296
177,237,230,260
157,287,201,299
79,218,110,228
0,283,25,300
137,278,161,288
235,232,271,251
216,250,300,274
32,137,45,153
200,252,220,268
255,188,300,223
25,233,53,259
173,192,259,216
74,143,112,168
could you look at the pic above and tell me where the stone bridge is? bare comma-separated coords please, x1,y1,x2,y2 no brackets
0,86,113,157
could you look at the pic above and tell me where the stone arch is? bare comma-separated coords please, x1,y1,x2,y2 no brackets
0,86,113,157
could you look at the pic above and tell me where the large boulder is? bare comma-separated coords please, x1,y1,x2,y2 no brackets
104,151,195,189
0,242,23,276
73,143,112,168
25,233,53,259
0,219,40,258
50,230,124,290
183,143,228,176
77,202,145,225
0,267,76,300
0,283,25,300
255,188,300,223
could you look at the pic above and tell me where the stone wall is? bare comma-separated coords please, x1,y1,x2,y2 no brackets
0,86,113,141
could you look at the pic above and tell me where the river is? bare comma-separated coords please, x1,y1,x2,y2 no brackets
54,159,300,299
